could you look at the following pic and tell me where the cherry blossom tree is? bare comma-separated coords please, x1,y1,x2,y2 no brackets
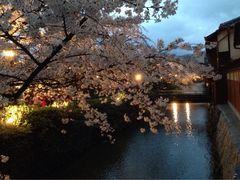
0,0,220,138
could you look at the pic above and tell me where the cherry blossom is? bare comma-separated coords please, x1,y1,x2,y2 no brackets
61,129,67,134
0,1,219,136
0,155,9,163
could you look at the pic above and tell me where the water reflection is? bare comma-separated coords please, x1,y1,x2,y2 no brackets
172,102,178,123
185,103,192,135
171,102,192,135
49,103,212,179
186,103,190,121
172,102,193,135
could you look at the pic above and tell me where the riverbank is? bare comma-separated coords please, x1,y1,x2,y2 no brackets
0,118,102,178
0,103,138,178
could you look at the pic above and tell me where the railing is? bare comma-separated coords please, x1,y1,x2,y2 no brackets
157,90,210,103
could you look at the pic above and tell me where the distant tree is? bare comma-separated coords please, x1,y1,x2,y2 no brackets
0,0,220,137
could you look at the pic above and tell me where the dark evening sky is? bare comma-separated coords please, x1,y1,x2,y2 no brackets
142,0,240,45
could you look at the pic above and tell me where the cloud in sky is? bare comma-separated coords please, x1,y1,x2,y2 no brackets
142,0,240,45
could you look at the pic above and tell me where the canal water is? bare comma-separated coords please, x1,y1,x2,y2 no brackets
51,103,213,179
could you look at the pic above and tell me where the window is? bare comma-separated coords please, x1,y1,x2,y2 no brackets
234,22,240,48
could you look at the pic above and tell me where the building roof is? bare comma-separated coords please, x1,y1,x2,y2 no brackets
205,16,240,42
219,16,240,30
205,30,217,41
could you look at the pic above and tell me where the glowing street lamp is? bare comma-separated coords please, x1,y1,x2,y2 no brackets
1,50,16,59
134,72,144,82
6,117,15,124
3,104,31,126
115,97,121,102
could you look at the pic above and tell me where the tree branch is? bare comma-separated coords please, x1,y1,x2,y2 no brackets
13,33,75,100
12,17,88,100
0,73,24,81
0,28,40,66
62,15,68,37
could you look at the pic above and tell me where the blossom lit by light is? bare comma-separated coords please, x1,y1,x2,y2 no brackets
61,129,67,134
38,84,43,89
114,92,126,103
39,28,46,37
3,105,30,126
6,117,15,124
0,155,9,163
51,101,69,108
140,128,146,133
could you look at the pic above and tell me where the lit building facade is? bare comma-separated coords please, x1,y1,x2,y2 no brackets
205,17,240,117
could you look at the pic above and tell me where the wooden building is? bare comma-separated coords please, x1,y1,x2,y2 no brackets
205,17,240,117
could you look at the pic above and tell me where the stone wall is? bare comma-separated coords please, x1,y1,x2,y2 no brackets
216,113,239,178
211,104,240,179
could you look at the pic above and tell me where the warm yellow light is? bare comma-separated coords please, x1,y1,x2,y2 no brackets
114,92,125,103
115,97,121,102
172,102,178,123
185,103,190,122
185,102,192,135
6,117,15,124
51,102,58,107
181,79,189,85
52,101,69,108
3,105,30,126
193,75,201,80
134,73,143,82
37,84,43,89
2,50,16,58
63,101,69,107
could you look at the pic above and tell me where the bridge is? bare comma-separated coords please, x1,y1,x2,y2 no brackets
153,82,210,103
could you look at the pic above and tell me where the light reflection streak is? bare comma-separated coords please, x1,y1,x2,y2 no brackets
186,103,190,122
172,102,178,123
171,103,193,135
185,103,192,135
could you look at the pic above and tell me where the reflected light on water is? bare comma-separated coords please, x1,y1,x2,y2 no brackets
185,103,190,122
185,103,192,135
172,102,178,123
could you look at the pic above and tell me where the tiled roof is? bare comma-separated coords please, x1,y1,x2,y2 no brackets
205,16,240,41
219,16,240,29
205,30,217,41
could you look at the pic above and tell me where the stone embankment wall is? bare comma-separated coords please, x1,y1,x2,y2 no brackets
210,104,240,179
